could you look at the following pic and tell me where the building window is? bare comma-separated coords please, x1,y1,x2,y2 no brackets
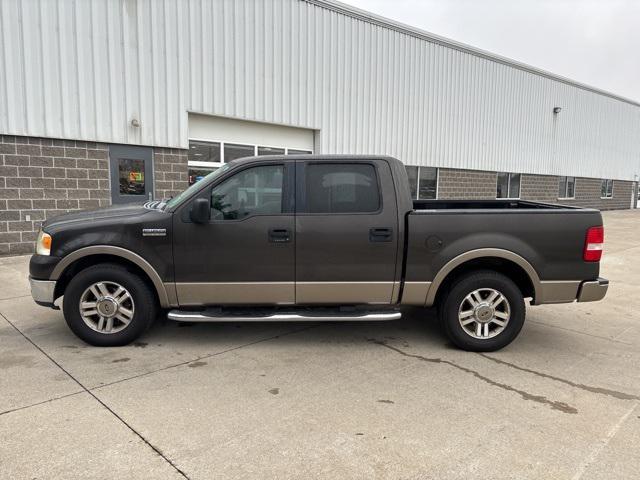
189,140,221,164
405,166,418,199
404,166,438,199
558,176,575,199
601,179,613,198
257,146,285,155
188,139,313,185
497,172,520,199
224,143,255,162
188,140,221,185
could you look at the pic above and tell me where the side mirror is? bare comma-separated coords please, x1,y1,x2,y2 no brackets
190,198,210,223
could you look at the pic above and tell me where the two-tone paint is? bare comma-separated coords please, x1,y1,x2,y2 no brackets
29,155,608,311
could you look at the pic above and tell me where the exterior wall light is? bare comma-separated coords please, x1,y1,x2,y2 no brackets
553,107,562,114
131,118,141,127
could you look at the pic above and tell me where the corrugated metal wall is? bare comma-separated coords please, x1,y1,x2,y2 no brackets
1,0,639,179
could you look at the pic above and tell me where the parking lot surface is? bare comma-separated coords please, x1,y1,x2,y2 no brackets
1,209,639,479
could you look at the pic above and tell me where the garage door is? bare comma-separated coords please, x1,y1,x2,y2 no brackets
187,114,315,185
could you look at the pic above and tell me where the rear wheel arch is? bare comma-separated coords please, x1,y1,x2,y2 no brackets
428,249,540,307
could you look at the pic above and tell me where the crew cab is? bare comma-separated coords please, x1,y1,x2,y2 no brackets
29,155,608,351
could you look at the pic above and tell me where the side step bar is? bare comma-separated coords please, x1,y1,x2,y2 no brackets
167,309,402,323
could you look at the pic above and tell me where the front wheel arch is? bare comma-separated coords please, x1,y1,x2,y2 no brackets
53,253,163,307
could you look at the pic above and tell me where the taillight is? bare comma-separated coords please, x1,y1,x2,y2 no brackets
583,226,604,262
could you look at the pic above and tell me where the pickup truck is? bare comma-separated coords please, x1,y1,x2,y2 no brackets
29,155,608,351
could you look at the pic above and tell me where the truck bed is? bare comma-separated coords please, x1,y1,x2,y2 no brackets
404,200,602,304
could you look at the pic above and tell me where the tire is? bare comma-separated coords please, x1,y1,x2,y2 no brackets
62,263,158,346
439,270,525,352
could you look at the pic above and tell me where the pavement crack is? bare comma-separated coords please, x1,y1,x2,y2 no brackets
571,402,638,480
0,294,32,301
527,320,632,345
479,354,640,401
90,323,321,392
371,339,578,414
0,390,85,417
0,312,191,480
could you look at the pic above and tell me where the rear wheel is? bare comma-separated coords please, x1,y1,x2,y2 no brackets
439,270,525,351
62,263,157,346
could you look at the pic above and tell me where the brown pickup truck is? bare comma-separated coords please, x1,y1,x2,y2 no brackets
29,155,608,351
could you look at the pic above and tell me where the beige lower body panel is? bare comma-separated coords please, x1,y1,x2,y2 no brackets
174,282,294,306
295,282,394,304
536,281,581,304
400,281,432,306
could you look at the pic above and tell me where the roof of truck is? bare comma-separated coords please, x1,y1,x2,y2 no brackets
230,154,403,165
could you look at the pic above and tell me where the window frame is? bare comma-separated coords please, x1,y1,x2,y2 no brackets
188,137,313,169
601,179,614,199
558,176,576,200
496,172,521,200
296,161,384,216
180,161,293,223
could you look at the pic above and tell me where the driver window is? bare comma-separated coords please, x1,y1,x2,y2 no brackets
210,165,284,220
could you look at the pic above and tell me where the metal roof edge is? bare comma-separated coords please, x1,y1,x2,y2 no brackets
303,0,640,108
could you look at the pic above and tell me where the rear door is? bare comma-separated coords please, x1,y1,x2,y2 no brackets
294,159,400,304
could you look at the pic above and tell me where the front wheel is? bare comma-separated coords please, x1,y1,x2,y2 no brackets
62,263,157,346
439,270,525,352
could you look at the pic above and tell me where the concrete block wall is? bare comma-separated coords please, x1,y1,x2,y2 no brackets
0,135,111,255
153,148,189,200
520,174,558,203
0,136,189,255
438,168,497,199
439,170,635,210
561,178,634,211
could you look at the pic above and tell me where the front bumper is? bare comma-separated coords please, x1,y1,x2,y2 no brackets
29,276,57,308
577,277,609,303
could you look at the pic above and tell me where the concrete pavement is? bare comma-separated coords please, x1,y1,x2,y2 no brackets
1,210,639,479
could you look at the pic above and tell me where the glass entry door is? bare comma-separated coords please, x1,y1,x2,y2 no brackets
109,145,153,204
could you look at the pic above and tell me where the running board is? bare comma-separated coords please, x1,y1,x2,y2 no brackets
167,309,402,323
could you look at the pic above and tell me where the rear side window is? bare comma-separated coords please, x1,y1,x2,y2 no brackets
305,163,380,213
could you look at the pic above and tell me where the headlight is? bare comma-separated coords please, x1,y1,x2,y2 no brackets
36,229,52,256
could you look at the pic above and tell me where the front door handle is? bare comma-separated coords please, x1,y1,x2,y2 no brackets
369,227,393,242
268,228,291,243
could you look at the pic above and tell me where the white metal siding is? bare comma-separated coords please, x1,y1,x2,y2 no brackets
1,0,639,179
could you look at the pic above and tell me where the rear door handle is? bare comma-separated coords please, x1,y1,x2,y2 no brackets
369,227,393,242
268,228,291,243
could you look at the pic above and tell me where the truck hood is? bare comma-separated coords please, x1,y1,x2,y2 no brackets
43,203,153,230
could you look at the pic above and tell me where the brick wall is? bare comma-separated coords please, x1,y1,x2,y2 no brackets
0,135,110,255
561,178,634,211
520,174,558,203
438,170,634,210
438,168,497,199
153,148,189,200
0,136,190,255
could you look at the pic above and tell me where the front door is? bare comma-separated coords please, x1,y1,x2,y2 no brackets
109,145,153,204
172,160,295,305
294,159,400,304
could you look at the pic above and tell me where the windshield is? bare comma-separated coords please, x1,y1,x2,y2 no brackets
164,164,232,210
